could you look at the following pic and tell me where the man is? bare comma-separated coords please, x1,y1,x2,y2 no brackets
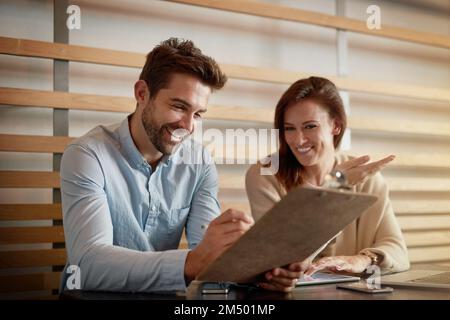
60,38,303,293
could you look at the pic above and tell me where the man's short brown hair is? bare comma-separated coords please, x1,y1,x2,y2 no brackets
139,38,227,98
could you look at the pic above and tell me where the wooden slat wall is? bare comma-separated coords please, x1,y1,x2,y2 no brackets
0,204,62,220
169,0,450,49
2,134,450,169
0,226,65,245
1,1,449,299
1,37,450,102
0,272,61,293
0,249,66,268
3,89,450,137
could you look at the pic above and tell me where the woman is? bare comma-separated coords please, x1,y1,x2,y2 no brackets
246,77,410,289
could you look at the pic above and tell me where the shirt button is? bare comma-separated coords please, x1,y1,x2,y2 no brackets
151,205,156,211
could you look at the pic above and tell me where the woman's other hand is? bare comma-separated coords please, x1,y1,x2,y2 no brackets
305,255,372,275
335,155,395,186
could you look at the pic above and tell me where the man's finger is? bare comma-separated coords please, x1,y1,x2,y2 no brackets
269,267,302,279
266,275,298,287
258,282,293,293
213,209,254,226
289,261,311,272
218,219,253,235
219,229,248,247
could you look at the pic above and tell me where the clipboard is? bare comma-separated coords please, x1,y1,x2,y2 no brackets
197,186,378,283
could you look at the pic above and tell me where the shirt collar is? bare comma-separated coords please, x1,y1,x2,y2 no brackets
118,116,172,169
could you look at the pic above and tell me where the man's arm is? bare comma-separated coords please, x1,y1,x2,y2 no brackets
61,144,189,292
184,152,221,249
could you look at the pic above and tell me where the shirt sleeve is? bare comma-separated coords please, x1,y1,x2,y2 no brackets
61,144,189,293
359,173,410,274
184,148,221,249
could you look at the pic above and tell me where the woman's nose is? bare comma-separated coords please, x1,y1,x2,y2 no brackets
296,131,308,145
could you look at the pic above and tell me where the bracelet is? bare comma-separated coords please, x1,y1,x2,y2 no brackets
360,250,379,266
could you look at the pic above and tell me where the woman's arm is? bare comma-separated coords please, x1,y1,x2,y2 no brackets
306,172,410,276
245,162,283,221
357,172,410,274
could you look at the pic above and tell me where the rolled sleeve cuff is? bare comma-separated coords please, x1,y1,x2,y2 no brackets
160,249,190,292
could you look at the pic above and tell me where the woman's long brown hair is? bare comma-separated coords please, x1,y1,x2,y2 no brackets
273,77,347,191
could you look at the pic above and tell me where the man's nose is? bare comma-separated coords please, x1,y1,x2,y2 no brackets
179,114,195,134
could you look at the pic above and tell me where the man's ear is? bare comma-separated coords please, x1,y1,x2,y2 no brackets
134,80,149,105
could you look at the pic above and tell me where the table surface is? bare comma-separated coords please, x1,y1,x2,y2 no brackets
60,264,450,300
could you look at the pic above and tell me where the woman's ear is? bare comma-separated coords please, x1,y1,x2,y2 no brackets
332,120,341,135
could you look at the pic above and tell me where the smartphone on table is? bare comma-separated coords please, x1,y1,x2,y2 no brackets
337,281,393,294
201,282,231,294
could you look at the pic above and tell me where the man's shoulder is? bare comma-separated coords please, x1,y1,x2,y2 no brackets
172,138,214,165
67,122,121,154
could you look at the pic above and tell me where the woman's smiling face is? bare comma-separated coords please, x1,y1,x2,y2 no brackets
283,99,341,168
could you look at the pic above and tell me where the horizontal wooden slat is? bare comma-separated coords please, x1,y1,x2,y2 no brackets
0,36,144,68
0,88,272,123
221,64,450,103
0,87,134,113
1,170,449,193
409,246,450,263
170,0,450,49
404,231,450,247
348,117,450,138
4,89,450,138
3,88,450,137
435,262,450,268
0,134,73,153
0,171,60,188
0,203,62,220
386,177,450,192
217,150,450,168
0,249,66,268
398,215,450,231
393,200,450,215
370,153,450,169
0,272,60,293
206,104,273,123
0,226,64,244
1,37,450,102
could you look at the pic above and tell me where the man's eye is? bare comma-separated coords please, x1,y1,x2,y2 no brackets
194,113,202,119
173,105,185,111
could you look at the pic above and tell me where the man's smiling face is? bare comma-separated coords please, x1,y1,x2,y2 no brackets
141,73,211,155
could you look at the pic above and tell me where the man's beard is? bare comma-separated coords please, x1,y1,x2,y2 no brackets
142,110,187,155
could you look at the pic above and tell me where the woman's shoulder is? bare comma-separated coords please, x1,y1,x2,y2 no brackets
246,161,278,184
245,156,283,192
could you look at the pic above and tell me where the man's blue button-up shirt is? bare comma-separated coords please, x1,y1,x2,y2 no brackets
60,117,220,292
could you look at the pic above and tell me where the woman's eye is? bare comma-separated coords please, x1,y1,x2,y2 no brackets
284,127,295,131
305,124,317,130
